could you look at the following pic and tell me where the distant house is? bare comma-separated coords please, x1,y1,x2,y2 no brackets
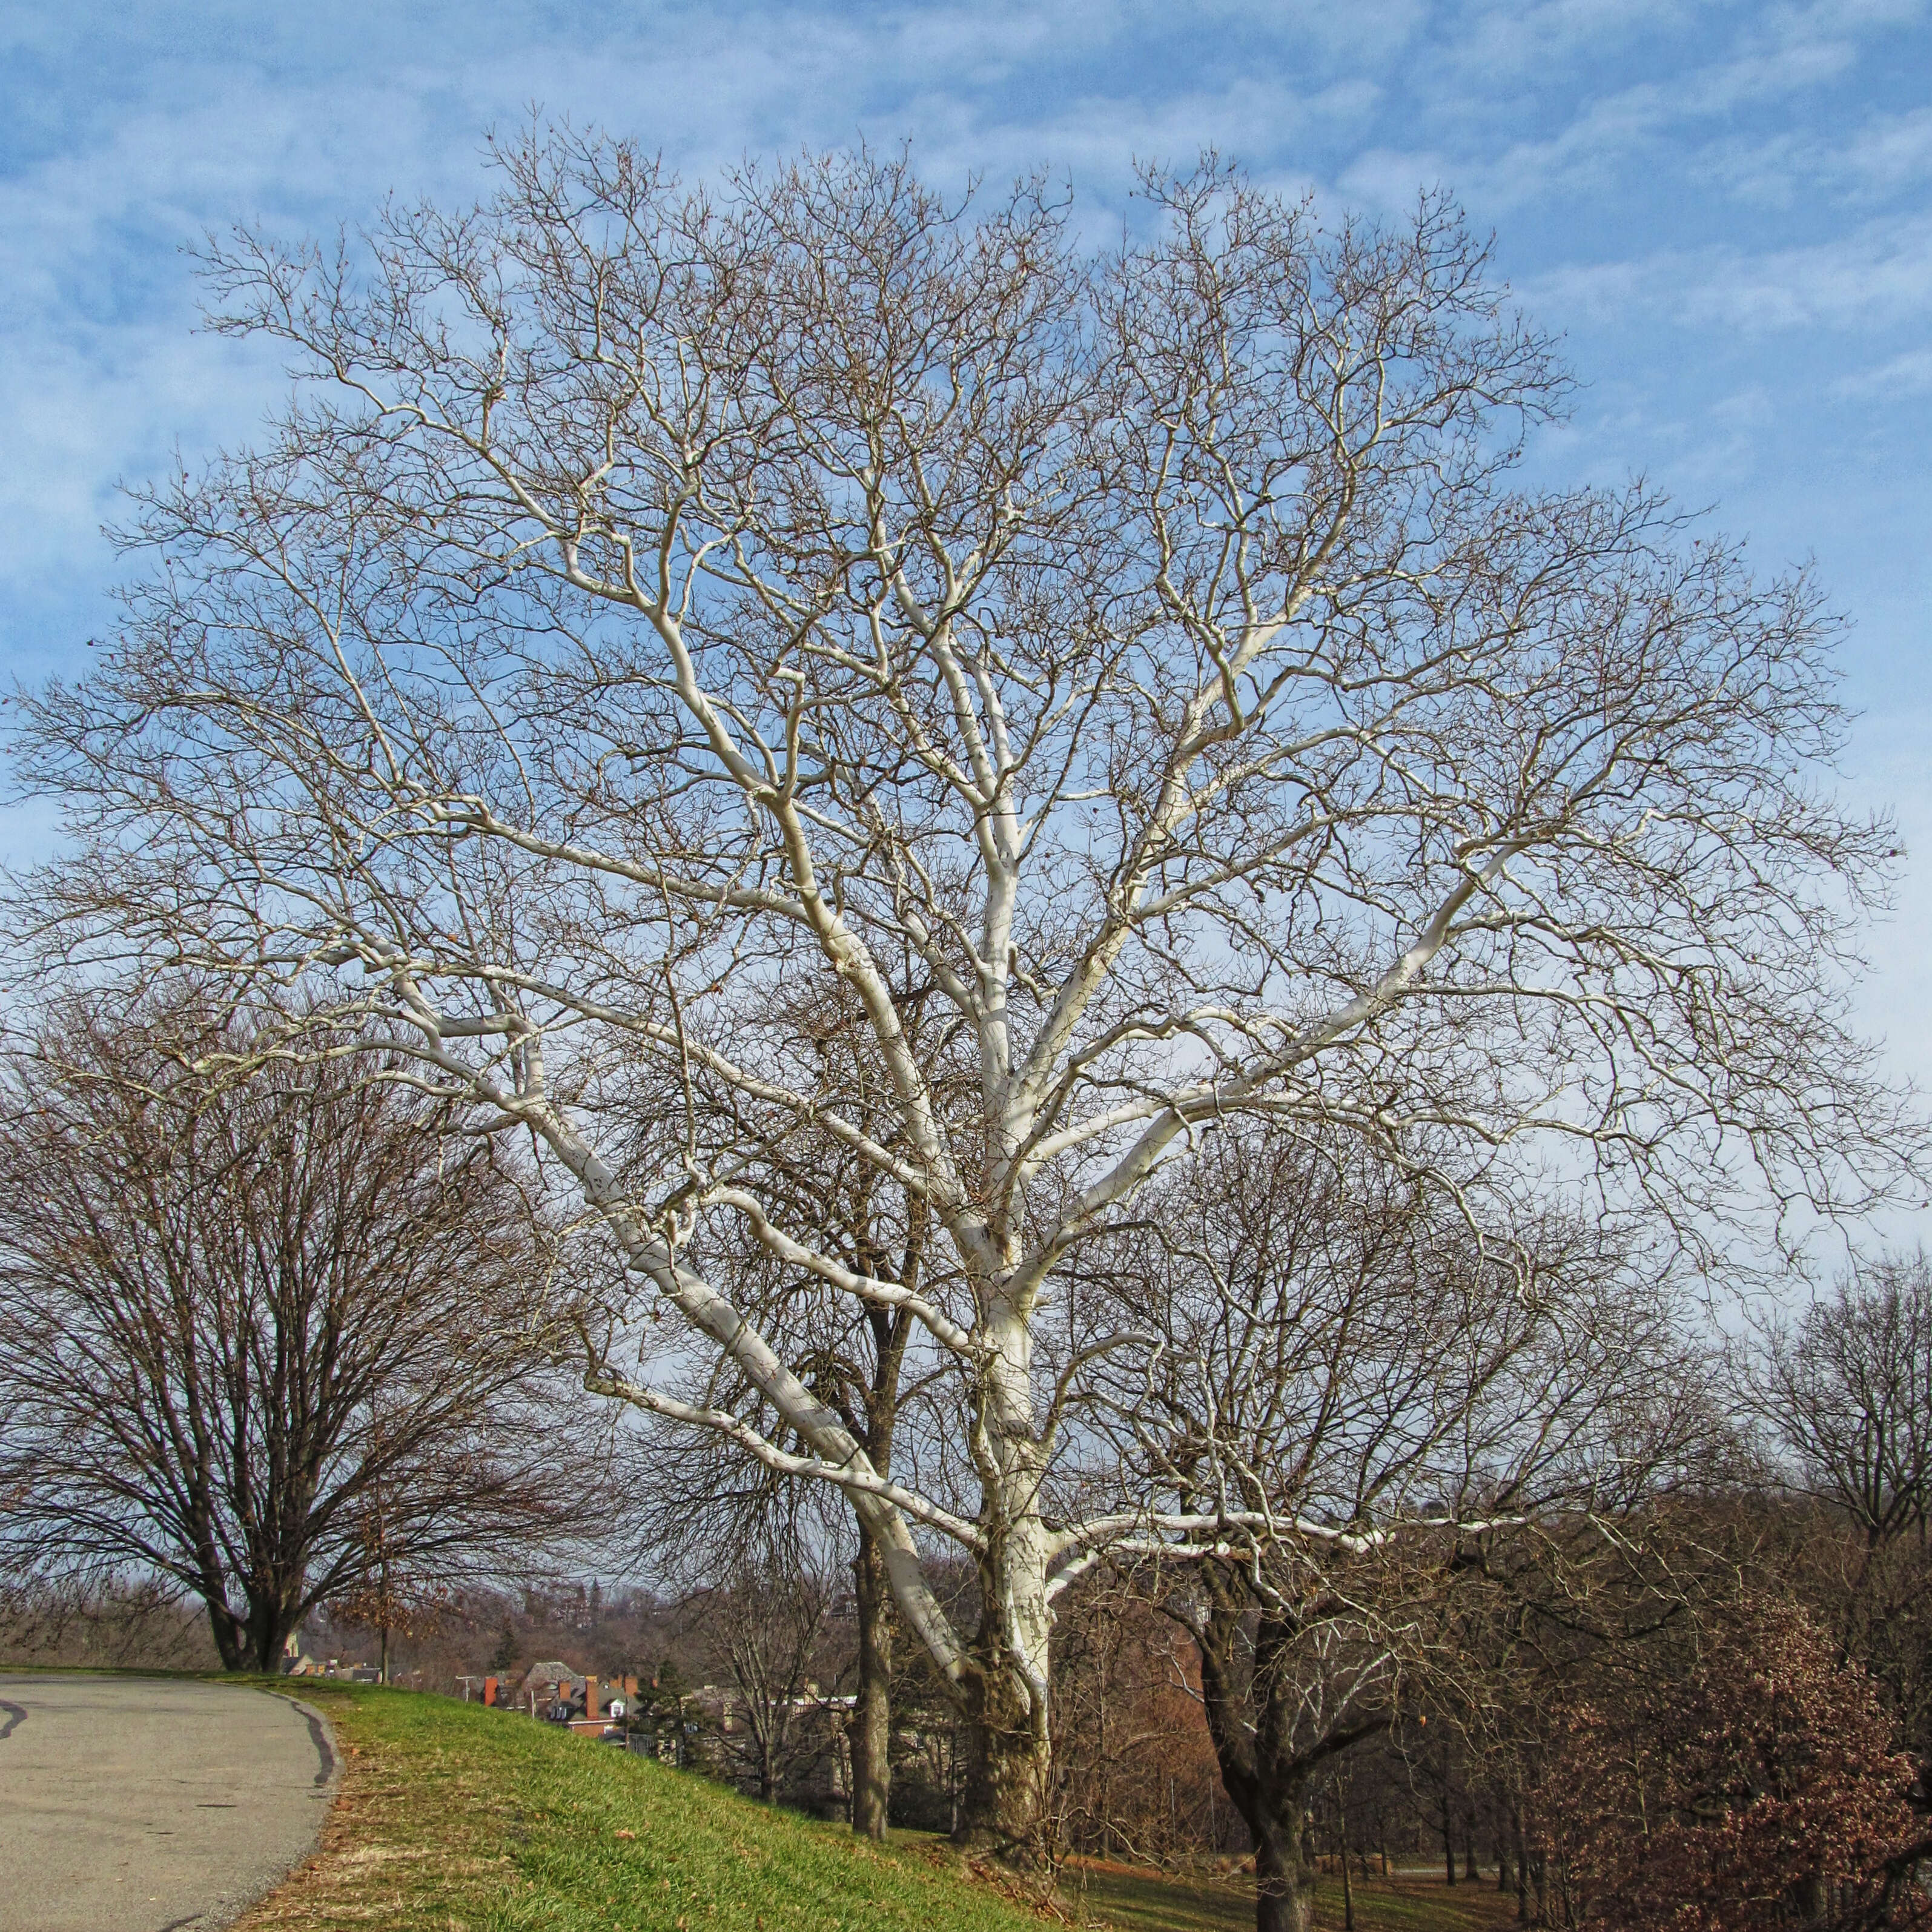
463,1660,957,1825
284,1654,379,1681
505,1661,644,1739
518,1659,586,1707
283,1630,384,1682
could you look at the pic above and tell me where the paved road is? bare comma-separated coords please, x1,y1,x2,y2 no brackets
0,1673,335,1932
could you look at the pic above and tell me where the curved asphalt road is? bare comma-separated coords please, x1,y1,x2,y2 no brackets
0,1673,335,1932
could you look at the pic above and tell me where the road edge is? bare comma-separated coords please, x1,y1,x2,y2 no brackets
266,1690,341,1800
202,1687,345,1932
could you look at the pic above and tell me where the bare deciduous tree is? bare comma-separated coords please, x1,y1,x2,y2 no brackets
610,980,944,1836
1048,1576,1225,1867
8,133,1916,1847
1759,1253,1932,1549
1082,1128,1715,1932
0,992,593,1670
0,1576,218,1671
702,1558,845,1806
1752,1252,1932,1793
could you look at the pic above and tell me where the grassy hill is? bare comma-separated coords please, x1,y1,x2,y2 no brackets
239,1684,1510,1932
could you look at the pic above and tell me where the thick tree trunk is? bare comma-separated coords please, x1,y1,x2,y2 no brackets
242,1575,304,1673
207,1598,247,1672
849,1525,894,1838
951,1300,1054,1862
1253,1805,1319,1932
955,1614,1051,1861
1511,1797,1529,1922
1340,1802,1356,1932
845,1270,912,1838
192,1527,252,1672
207,1578,301,1673
1186,1571,1331,1932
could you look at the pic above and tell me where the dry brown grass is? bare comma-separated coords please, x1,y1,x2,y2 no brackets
235,1687,518,1930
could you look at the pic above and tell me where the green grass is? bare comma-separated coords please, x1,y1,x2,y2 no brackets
234,1682,1511,1932
240,1684,1057,1932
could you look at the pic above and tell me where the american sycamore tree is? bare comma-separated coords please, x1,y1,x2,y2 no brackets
11,132,1918,1852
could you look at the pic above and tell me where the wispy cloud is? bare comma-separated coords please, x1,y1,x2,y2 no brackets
1832,345,1932,397
1523,211,1932,332
5,0,1932,1090
1343,0,1907,214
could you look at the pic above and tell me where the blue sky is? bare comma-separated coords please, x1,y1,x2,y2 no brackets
3,0,1930,1103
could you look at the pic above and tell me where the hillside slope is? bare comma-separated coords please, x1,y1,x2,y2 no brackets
240,1686,1051,1932
239,1685,1509,1932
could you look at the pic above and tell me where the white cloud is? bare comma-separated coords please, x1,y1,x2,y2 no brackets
0,0,1405,626
1520,211,1932,333
4,0,1932,1099
1441,0,1697,85
1831,346,1932,397
1842,103,1932,190
1692,102,1932,208
1342,0,1917,218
